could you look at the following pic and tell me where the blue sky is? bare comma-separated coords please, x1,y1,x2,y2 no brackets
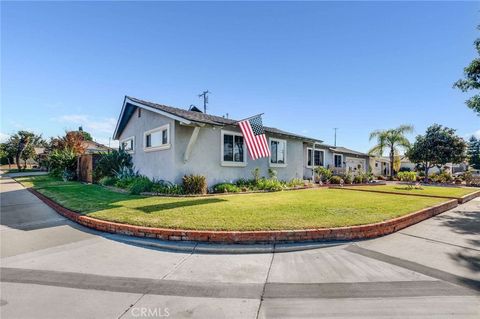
1,1,479,151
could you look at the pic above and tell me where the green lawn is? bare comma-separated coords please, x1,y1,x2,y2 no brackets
17,176,448,231
344,185,480,198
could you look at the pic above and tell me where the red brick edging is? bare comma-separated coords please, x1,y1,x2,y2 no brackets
331,187,480,204
27,188,458,244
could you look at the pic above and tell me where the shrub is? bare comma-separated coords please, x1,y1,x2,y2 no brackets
286,178,304,188
342,170,353,184
353,175,363,184
397,171,417,182
115,177,136,189
62,169,76,181
93,149,132,181
256,178,285,191
397,171,417,188
115,166,138,180
314,167,332,183
268,168,277,179
329,175,343,184
128,176,153,195
236,178,253,187
376,175,385,181
47,148,78,178
151,180,184,195
213,183,240,193
356,169,369,183
431,171,453,184
99,176,118,186
251,167,261,183
183,175,207,194
463,170,473,185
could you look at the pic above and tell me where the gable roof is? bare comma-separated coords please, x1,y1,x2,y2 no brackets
113,96,322,143
317,144,369,157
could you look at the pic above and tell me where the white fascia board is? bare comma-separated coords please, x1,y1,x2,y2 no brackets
126,98,192,125
113,97,192,140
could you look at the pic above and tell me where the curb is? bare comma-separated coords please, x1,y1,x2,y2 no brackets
331,187,480,204
105,233,346,254
27,187,459,244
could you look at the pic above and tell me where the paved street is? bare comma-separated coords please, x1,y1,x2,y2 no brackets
1,176,479,318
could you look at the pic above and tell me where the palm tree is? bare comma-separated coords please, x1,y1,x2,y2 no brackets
368,125,414,178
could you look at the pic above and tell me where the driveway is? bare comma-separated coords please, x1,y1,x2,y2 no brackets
1,176,479,318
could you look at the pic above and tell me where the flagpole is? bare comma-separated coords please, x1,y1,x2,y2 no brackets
234,113,264,124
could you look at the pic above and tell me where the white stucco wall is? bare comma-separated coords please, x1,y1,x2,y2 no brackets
119,108,307,186
174,123,305,185
118,108,176,182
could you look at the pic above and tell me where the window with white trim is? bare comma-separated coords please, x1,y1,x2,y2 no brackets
334,154,343,168
314,150,324,166
307,148,324,167
120,137,134,153
270,138,287,166
144,124,170,151
221,130,246,166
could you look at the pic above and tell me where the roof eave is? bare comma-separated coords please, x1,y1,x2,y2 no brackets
113,96,193,140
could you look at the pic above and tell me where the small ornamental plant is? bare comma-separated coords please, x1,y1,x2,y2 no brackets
397,171,418,189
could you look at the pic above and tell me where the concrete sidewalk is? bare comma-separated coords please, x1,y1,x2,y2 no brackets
1,177,479,318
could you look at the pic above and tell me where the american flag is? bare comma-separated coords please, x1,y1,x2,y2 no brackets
238,115,271,160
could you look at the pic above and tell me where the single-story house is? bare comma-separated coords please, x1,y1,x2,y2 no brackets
370,155,470,176
370,156,392,177
113,96,370,186
82,140,112,154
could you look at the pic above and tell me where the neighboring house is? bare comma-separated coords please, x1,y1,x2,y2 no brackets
327,146,370,175
370,156,469,176
370,156,392,177
82,140,112,154
113,96,370,186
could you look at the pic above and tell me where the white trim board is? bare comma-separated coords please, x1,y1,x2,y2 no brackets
113,97,191,139
143,124,171,152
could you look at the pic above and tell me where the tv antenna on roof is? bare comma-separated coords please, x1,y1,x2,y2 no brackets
198,90,211,114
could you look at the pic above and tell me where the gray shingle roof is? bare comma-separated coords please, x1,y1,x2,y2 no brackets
315,143,368,157
125,96,321,142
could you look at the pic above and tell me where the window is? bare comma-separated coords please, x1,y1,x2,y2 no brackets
120,137,134,153
307,148,324,167
221,130,246,166
334,154,343,168
270,138,287,167
138,108,141,118
144,124,170,151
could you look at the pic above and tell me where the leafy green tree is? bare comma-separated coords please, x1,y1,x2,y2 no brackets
406,124,467,180
368,125,414,178
467,136,480,169
454,26,480,116
77,126,93,141
5,131,45,171
0,143,12,166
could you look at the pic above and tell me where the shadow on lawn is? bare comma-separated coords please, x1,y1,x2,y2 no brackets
138,198,227,213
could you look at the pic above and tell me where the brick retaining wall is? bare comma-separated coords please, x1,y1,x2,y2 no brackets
28,188,459,244
332,187,480,204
